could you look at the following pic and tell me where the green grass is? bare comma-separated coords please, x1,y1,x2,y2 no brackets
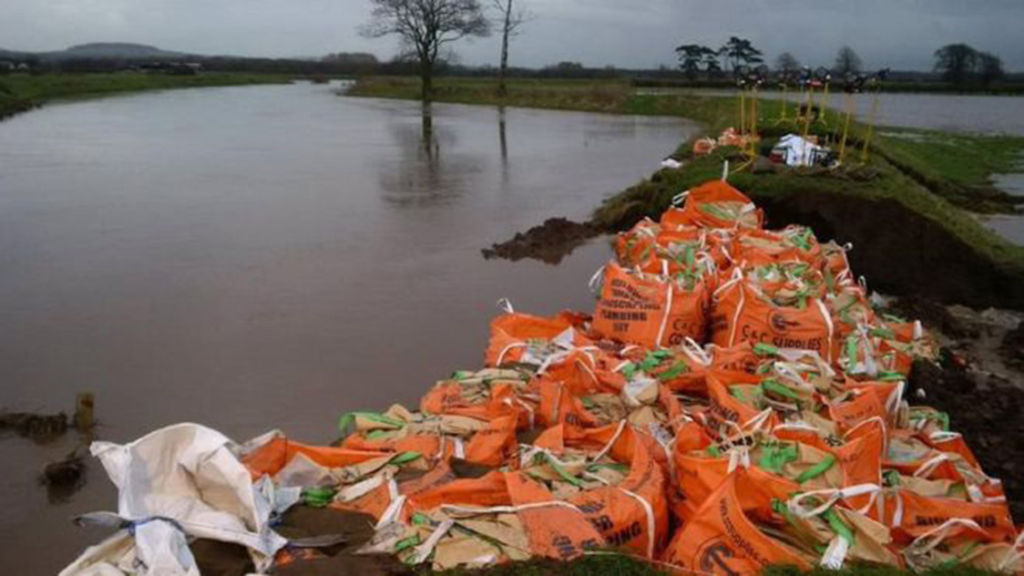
0,72,292,120
432,554,1002,576
435,554,667,576
592,145,1024,268
878,129,1024,191
764,565,1001,576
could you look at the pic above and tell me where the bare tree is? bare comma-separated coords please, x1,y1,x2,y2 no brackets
934,43,978,87
361,0,490,101
834,45,862,76
775,52,801,74
491,0,530,97
978,51,1005,86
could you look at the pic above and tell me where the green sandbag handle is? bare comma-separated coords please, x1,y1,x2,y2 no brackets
657,362,689,382
761,379,802,401
302,487,337,508
542,453,584,488
759,443,798,474
796,454,837,484
337,411,405,432
823,508,855,544
389,451,422,466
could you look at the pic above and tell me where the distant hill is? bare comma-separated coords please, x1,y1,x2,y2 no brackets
0,43,189,62
54,43,185,60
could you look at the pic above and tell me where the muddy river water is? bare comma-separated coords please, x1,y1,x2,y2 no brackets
0,82,697,572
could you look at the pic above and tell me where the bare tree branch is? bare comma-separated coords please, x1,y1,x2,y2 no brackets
361,0,491,100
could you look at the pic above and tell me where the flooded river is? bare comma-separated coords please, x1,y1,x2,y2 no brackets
0,82,697,573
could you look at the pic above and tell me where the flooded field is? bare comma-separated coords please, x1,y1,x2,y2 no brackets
0,82,697,573
670,88,1024,135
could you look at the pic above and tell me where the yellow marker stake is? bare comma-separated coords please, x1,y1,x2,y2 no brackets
861,90,881,163
749,88,758,156
818,82,830,124
778,84,788,122
801,86,814,140
838,93,853,164
739,89,746,136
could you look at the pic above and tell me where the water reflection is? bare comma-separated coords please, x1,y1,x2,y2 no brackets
498,106,509,183
377,102,486,206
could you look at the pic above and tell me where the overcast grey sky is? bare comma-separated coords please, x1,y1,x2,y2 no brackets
0,0,1021,71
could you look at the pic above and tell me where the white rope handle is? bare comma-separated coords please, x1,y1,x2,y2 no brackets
588,265,606,295
671,190,690,206
788,484,882,519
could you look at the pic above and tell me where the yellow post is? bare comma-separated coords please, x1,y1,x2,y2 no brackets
779,84,788,122
739,88,746,135
801,86,813,140
838,93,853,164
818,82,830,124
861,90,881,163
749,87,758,155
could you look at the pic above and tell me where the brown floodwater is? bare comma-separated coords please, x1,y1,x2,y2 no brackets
0,81,697,573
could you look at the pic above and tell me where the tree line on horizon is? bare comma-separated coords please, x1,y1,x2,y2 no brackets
1,0,1015,95
675,37,1006,88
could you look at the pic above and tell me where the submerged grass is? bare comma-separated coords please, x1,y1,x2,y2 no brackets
0,72,292,120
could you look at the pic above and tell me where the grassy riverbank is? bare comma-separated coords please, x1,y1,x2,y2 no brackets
349,75,1024,308
0,72,292,120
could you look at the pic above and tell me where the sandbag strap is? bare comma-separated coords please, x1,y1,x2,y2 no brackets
617,487,657,559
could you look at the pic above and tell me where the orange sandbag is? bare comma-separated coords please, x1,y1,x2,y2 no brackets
875,487,1017,543
592,262,709,348
660,180,763,231
420,380,525,424
821,240,853,284
485,311,591,367
729,226,823,268
614,218,660,267
408,471,605,561
619,344,710,395
704,369,777,438
332,460,456,521
711,276,834,363
662,469,813,574
505,472,605,560
242,435,394,479
672,447,799,524
342,432,455,462
828,379,902,432
534,422,670,558
463,414,519,467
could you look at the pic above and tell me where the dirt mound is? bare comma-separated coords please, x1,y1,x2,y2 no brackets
753,191,1024,310
908,358,1024,519
884,295,974,339
482,218,599,264
1003,322,1024,371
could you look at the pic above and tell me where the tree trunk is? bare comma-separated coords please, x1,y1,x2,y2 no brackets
498,0,512,97
421,63,434,102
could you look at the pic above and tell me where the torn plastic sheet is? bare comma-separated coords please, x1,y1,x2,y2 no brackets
60,423,292,575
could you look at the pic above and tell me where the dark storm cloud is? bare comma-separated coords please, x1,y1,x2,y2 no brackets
0,0,1021,70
